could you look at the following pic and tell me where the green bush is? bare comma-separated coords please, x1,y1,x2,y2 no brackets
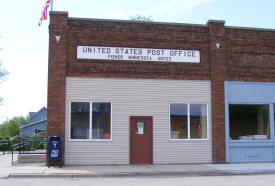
0,136,46,152
39,131,46,138
34,143,44,150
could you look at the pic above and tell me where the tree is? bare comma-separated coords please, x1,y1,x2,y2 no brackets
0,116,29,138
10,116,29,127
7,120,20,137
0,122,8,138
0,62,8,82
129,15,153,22
0,41,9,105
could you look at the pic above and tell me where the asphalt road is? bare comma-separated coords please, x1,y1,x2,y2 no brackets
1,174,275,186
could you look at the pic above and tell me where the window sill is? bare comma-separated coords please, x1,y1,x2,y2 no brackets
169,138,209,141
69,139,113,142
228,140,275,147
229,139,273,143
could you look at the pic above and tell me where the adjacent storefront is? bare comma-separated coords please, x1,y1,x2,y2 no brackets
225,82,275,162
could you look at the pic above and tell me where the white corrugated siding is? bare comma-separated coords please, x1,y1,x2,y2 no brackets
65,77,212,164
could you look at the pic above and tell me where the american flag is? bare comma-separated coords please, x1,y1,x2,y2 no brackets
38,0,52,26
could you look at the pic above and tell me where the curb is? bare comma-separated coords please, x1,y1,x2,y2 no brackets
7,170,275,179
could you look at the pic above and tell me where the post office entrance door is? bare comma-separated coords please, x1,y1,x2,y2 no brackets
130,116,153,164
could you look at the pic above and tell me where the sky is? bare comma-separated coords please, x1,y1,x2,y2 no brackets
0,0,275,123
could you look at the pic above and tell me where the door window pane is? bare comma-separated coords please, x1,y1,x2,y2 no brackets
190,104,207,139
229,104,270,140
92,103,111,139
71,102,90,139
170,104,188,139
136,122,145,135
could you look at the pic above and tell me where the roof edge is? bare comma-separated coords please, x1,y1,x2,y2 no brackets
20,119,47,129
50,11,68,15
68,17,208,27
225,25,275,32
29,107,47,120
50,11,275,32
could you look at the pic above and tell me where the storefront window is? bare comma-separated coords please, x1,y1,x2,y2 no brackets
170,104,188,139
170,103,207,139
229,104,270,140
71,102,90,139
190,104,207,139
92,103,111,139
70,102,111,140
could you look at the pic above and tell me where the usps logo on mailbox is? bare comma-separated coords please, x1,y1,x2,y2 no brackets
51,150,59,158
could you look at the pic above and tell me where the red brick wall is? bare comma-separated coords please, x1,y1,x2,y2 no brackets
66,19,211,80
47,11,275,165
47,12,68,165
208,20,226,162
226,28,275,82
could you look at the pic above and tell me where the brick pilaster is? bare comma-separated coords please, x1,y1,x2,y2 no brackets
47,11,68,165
208,20,226,163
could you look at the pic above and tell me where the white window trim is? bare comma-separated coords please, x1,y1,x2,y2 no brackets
169,103,209,141
69,101,112,141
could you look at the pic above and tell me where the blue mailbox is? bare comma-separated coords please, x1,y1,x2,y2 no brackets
48,136,62,168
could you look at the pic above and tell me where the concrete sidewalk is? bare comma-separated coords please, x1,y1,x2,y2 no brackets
1,154,275,179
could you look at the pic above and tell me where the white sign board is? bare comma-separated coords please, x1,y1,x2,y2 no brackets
77,46,200,63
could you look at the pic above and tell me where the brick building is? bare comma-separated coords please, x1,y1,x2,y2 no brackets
47,11,275,165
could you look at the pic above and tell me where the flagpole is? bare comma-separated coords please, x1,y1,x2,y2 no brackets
50,0,53,11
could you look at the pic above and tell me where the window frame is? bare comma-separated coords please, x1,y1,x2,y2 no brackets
69,101,112,141
169,103,209,141
228,103,272,141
